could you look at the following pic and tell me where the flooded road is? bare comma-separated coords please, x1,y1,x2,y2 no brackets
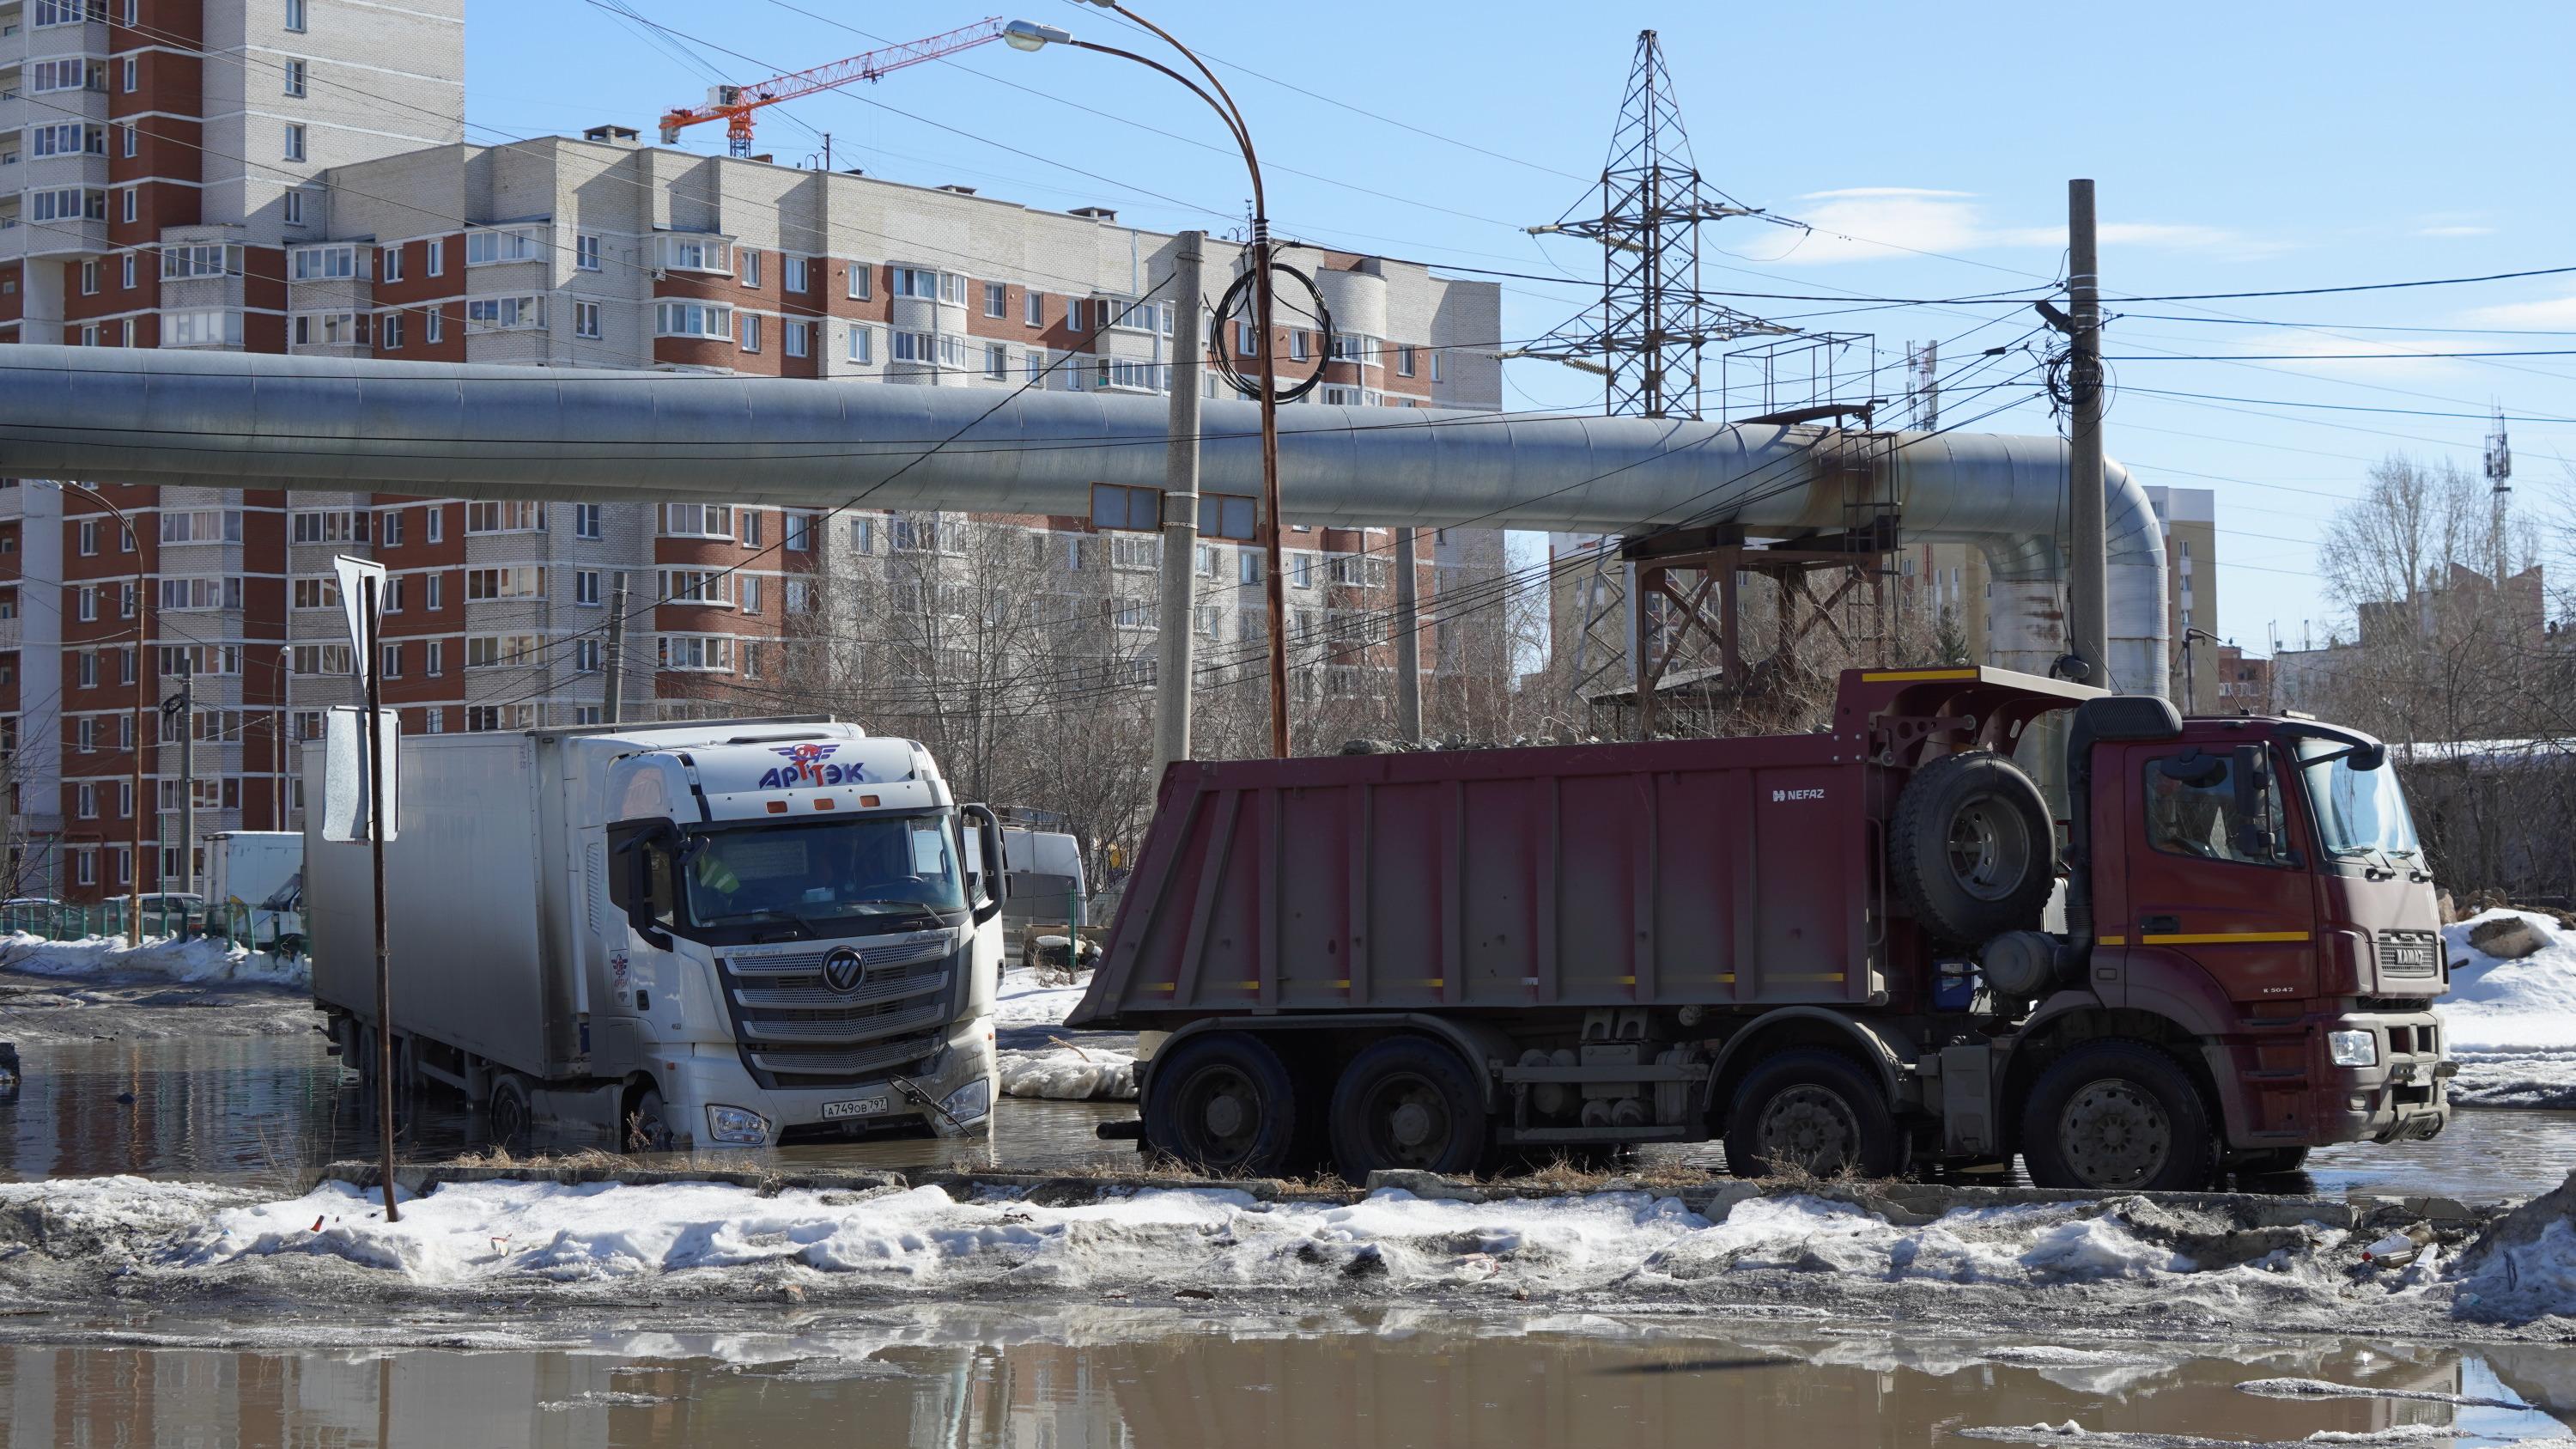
7,1309,2576,1447
7,994,2576,1201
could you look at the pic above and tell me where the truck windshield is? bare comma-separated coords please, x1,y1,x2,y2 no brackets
2295,740,2421,862
682,814,966,928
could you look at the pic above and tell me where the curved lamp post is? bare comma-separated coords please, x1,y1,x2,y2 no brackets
1007,11,1295,758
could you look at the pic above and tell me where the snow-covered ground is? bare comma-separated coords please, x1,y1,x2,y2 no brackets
0,1172,2532,1337
0,932,306,989
992,970,1137,1101
993,972,1093,1032
2439,911,2576,1108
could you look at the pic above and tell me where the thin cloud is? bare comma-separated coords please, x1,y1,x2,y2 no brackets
1733,188,2278,265
2461,293,2576,328
2415,224,2496,238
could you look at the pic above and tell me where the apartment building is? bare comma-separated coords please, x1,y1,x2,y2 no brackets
0,91,1507,898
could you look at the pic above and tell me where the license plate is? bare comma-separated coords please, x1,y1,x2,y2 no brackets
821,1093,890,1120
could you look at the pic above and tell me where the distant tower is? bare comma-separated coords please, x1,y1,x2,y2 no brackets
1519,29,1788,720
2485,401,2512,583
1905,340,1941,431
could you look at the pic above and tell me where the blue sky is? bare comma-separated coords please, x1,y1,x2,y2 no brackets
466,1,2576,653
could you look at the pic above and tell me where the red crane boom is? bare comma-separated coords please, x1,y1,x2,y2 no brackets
658,16,1006,157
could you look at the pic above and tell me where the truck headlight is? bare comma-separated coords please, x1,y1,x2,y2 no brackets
940,1078,992,1123
705,1105,769,1145
2328,1030,2379,1068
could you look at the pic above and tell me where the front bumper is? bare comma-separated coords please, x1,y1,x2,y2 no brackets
2217,1007,2450,1150
662,1014,997,1148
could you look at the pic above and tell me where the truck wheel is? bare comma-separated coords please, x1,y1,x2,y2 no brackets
488,1074,535,1155
1143,1032,1301,1176
2020,1042,2215,1191
625,1086,676,1154
1328,1036,1488,1179
1889,750,2054,945
1724,1050,1909,1180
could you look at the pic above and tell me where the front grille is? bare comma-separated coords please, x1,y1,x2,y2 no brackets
2378,928,2442,978
719,929,958,1089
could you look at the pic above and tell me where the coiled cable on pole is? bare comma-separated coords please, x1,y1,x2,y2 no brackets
1210,259,1334,404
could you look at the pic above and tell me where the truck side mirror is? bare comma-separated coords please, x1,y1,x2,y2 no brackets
963,803,1008,926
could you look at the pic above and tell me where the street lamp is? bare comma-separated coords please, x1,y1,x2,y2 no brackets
1008,9,1297,759
39,481,149,946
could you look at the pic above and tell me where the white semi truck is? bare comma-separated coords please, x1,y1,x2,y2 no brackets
306,716,1007,1151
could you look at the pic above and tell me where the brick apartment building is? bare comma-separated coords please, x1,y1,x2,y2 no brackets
0,6,1505,900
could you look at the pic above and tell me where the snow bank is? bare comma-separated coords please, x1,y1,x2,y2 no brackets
72,1177,2348,1302
999,1044,1138,1101
0,932,307,989
2437,910,2576,1106
993,971,1091,1030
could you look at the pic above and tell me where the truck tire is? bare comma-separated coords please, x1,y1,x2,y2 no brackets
626,1086,676,1154
488,1074,535,1155
2020,1041,2216,1191
1328,1036,1489,1179
1723,1049,1910,1180
1889,750,2054,945
1143,1032,1302,1176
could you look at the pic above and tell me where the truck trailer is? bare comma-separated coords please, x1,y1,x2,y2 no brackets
1069,667,2451,1191
307,717,1008,1151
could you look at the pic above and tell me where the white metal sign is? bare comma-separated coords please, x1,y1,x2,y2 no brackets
332,553,387,688
319,705,400,843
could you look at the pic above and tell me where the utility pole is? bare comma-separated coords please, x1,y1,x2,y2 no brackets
1152,231,1206,782
175,665,194,898
602,569,629,724
361,573,398,1223
1393,527,1422,742
2065,178,2110,689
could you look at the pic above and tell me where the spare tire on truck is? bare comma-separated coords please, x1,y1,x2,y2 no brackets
1887,749,2055,945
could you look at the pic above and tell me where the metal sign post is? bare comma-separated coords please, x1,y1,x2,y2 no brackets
332,554,399,1223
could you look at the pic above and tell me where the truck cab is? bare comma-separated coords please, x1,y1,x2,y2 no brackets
601,728,1010,1148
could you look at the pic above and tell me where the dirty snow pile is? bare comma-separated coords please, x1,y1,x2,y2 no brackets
999,1044,1138,1101
0,1173,2446,1320
993,971,1092,1031
0,932,307,989
2436,910,2576,1107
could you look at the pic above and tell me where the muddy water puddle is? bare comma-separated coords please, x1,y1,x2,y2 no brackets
6,1310,2576,1447
9,1029,2576,1203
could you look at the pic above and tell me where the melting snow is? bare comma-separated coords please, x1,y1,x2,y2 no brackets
0,932,307,989
2438,910,2576,1107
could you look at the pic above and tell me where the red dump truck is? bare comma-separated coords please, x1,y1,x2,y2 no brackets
1068,667,2452,1191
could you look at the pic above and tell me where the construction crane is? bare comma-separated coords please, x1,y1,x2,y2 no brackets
657,16,1005,158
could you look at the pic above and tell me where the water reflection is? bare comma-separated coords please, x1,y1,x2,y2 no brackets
4,1311,2574,1448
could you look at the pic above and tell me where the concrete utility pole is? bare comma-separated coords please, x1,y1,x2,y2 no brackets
1393,527,1422,742
2066,179,2110,689
175,666,194,898
1152,231,1206,782
602,570,629,724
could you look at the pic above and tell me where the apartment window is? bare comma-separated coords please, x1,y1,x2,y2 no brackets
290,509,368,544
381,247,403,283
741,250,762,288
380,642,402,679
283,190,305,226
285,0,306,31
426,242,445,277
653,301,731,339
785,255,808,291
784,321,808,358
574,234,599,271
425,508,445,544
424,308,443,344
1025,351,1048,385
75,850,96,886
77,784,97,820
122,125,138,159
465,634,542,668
283,124,306,161
574,300,600,340
1290,331,1310,362
574,503,602,539
77,653,97,689
290,244,360,281
657,635,732,672
890,266,945,299
786,579,811,613
1330,332,1372,363
78,520,100,557
284,58,307,96
425,639,443,674
738,576,762,614
377,509,403,548
849,518,876,553
423,708,444,734
79,261,98,296
1238,551,1264,585
983,281,1007,318
574,638,601,673
1067,299,1086,332
465,228,539,265
160,508,245,544
661,503,732,538
847,326,873,364
295,710,323,740
291,312,365,347
121,57,137,92
784,512,813,552
890,513,948,553
120,189,137,224
290,643,354,675
846,263,872,300
738,314,761,353
425,572,444,609
465,501,543,533
984,343,1008,380
1397,345,1417,378
657,235,730,273
465,565,544,600
161,577,244,611
465,295,543,332
738,511,761,547
1023,290,1044,327
574,570,600,606
380,312,404,350
290,577,340,610
1431,350,1445,383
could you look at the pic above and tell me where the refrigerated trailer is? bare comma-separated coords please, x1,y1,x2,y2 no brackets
307,717,1008,1150
1070,667,2452,1191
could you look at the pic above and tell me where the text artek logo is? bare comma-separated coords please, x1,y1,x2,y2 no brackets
756,742,871,789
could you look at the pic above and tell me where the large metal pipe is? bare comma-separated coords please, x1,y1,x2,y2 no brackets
0,345,2167,693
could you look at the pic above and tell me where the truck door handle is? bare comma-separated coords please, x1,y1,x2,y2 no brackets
2141,915,2180,935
